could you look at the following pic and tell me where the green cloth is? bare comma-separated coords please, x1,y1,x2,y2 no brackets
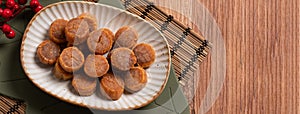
0,0,190,114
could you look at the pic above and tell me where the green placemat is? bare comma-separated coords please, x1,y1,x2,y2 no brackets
0,0,189,114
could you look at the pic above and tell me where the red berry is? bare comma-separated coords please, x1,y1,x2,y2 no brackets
6,0,16,9
0,8,3,16
13,4,20,11
33,5,43,13
18,0,27,5
5,30,16,39
2,24,11,33
2,9,13,19
30,0,40,8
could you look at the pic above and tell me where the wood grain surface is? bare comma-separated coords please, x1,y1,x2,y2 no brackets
150,0,299,114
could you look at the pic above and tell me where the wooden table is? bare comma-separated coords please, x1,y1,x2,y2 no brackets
151,0,299,114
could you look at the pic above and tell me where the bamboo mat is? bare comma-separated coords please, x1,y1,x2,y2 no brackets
120,0,210,84
0,0,210,113
0,94,26,114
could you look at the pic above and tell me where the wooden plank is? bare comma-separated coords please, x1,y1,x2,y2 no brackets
150,0,300,113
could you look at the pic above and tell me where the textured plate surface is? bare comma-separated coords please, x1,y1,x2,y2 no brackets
20,1,170,110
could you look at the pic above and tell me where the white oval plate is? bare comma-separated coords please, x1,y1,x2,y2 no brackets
20,1,170,110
